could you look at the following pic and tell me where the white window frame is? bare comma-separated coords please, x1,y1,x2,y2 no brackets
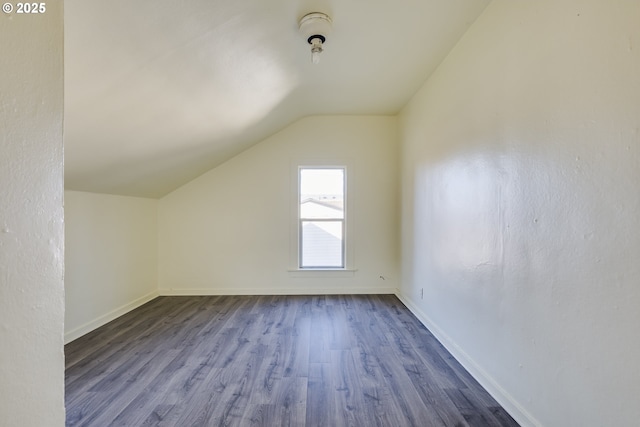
298,166,346,269
289,159,356,276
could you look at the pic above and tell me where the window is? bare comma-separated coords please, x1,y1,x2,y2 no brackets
298,167,345,269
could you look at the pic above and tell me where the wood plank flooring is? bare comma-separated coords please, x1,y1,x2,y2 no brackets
65,295,519,426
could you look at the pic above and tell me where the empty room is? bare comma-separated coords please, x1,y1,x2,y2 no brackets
1,0,639,426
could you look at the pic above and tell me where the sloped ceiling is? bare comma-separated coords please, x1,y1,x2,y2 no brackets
64,0,490,198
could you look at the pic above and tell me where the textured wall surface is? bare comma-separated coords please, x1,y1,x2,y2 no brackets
399,1,640,426
0,4,65,425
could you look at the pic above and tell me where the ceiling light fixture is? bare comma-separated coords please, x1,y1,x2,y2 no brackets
298,12,333,64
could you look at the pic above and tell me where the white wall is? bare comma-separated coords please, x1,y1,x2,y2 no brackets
0,4,65,425
398,1,640,426
65,191,158,342
159,115,399,295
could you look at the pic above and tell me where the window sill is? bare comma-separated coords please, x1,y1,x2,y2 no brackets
287,268,357,278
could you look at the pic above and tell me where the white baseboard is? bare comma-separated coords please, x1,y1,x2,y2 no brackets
158,287,398,296
64,290,159,344
395,292,541,427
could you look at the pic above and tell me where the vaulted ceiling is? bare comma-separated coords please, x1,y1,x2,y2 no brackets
64,0,490,198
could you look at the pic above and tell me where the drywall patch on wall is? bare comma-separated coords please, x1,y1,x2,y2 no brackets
398,1,640,426
65,191,159,341
0,4,65,425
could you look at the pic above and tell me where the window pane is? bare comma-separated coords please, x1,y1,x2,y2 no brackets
300,169,344,219
299,167,346,269
301,220,343,268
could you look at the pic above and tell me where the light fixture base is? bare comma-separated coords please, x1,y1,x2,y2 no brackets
298,12,332,64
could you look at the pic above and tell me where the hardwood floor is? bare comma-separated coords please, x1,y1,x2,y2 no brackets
65,295,519,426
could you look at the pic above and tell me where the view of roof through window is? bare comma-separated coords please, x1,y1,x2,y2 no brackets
299,168,345,268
